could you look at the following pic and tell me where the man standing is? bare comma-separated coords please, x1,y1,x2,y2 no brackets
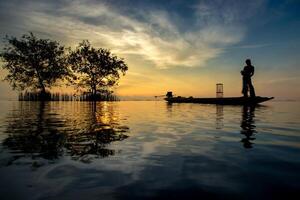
241,59,256,98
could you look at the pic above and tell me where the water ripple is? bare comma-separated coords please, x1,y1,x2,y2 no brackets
0,101,300,199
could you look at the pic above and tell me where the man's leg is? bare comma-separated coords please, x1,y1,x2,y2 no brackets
242,78,248,97
248,79,256,97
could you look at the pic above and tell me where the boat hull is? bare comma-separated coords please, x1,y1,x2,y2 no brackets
165,96,274,105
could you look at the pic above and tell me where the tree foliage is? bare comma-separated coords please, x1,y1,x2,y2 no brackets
68,40,128,96
0,34,129,101
0,33,69,94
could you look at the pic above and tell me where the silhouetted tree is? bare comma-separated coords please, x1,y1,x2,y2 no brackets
68,40,128,99
0,33,70,99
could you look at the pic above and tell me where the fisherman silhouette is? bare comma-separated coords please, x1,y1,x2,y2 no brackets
241,59,256,98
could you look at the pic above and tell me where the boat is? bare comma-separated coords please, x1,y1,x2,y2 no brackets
165,96,274,105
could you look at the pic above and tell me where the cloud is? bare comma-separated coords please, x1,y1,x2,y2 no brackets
0,0,264,69
232,43,271,49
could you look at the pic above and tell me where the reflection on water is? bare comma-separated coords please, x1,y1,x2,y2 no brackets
240,105,256,148
216,105,224,129
216,104,257,149
0,101,300,199
2,102,129,166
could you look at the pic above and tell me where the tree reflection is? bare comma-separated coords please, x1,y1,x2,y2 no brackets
1,102,129,167
240,105,256,148
3,102,65,162
66,102,129,163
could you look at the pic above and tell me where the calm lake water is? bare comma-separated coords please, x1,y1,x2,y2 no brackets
0,100,300,200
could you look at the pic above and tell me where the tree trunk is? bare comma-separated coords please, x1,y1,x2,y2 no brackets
92,84,97,101
41,84,46,94
39,84,47,101
91,73,97,101
36,69,47,100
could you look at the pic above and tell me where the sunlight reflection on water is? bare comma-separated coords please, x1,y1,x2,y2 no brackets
0,100,300,199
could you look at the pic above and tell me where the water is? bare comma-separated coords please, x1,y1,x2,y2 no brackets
0,100,300,199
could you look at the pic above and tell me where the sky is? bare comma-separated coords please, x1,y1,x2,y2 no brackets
0,0,300,100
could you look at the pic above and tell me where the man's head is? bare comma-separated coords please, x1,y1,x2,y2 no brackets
245,59,251,66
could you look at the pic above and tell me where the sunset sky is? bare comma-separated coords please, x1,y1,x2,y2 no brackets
0,0,299,100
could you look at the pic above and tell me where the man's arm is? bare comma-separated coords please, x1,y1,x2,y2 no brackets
250,66,255,77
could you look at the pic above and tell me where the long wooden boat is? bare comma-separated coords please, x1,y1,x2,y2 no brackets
165,96,274,105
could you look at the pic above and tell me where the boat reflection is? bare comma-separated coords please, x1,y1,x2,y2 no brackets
240,105,257,148
2,102,129,167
